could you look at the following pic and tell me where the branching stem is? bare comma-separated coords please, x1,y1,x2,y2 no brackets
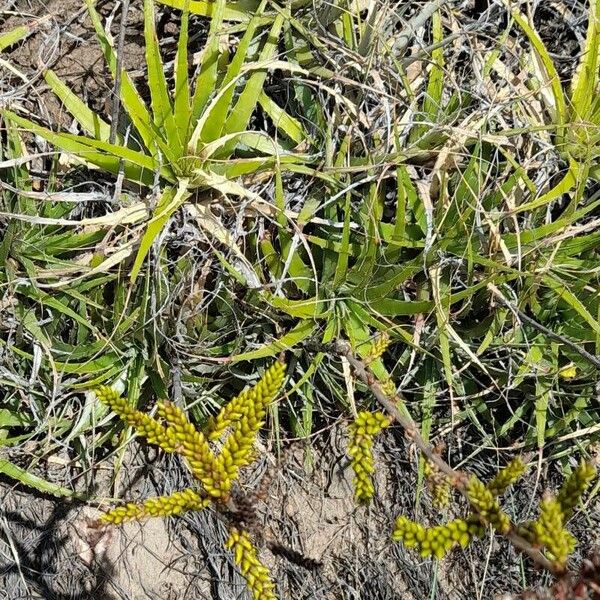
324,339,563,576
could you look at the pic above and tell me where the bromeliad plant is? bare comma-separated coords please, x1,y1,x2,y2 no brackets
95,359,286,600
1,0,313,284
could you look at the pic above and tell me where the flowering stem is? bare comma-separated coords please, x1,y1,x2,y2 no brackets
323,339,563,576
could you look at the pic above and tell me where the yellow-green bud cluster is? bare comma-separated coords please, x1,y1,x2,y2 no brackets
392,515,484,559
225,528,277,600
486,458,526,497
516,462,596,567
206,361,286,441
95,386,178,452
156,400,224,498
101,488,209,524
532,497,576,567
365,333,390,364
380,379,397,398
348,411,391,504
212,361,286,498
465,476,511,534
393,459,592,565
95,361,285,503
424,460,452,508
556,462,597,520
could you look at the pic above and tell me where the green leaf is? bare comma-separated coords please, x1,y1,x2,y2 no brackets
264,293,327,318
0,25,29,52
0,458,87,499
232,320,317,362
509,5,567,131
189,0,226,128
224,13,285,135
1,110,160,185
173,2,192,145
200,0,269,142
143,0,180,154
156,0,259,22
44,69,112,141
570,0,600,120
85,0,175,162
543,275,600,336
130,180,191,282
257,91,309,144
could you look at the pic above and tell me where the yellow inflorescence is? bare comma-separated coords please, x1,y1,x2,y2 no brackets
96,363,287,600
486,458,526,497
424,460,452,508
96,386,178,452
101,488,210,524
393,458,526,558
212,360,286,498
518,462,596,567
465,476,511,534
156,400,223,497
215,404,266,498
206,361,286,442
393,458,592,565
95,361,286,502
365,333,390,365
225,528,277,600
348,411,391,504
380,379,397,398
556,461,597,520
532,497,576,566
392,515,484,559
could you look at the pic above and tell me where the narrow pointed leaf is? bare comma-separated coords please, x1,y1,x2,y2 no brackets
85,0,176,163
224,13,285,135
44,69,112,141
174,2,191,144
190,0,226,125
143,0,180,154
156,0,258,22
130,180,191,282
1,111,155,185
200,0,269,142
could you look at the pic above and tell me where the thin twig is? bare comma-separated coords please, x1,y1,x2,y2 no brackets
389,0,454,56
488,283,600,370
109,0,130,145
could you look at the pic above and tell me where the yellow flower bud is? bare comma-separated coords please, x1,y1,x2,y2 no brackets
486,458,526,497
365,333,390,364
532,497,576,567
556,461,596,520
95,386,178,452
100,488,209,524
347,411,391,504
465,476,511,534
225,528,277,600
206,361,286,441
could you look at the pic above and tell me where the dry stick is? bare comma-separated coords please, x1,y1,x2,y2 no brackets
109,0,130,145
327,339,561,575
487,283,600,370
390,0,454,56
